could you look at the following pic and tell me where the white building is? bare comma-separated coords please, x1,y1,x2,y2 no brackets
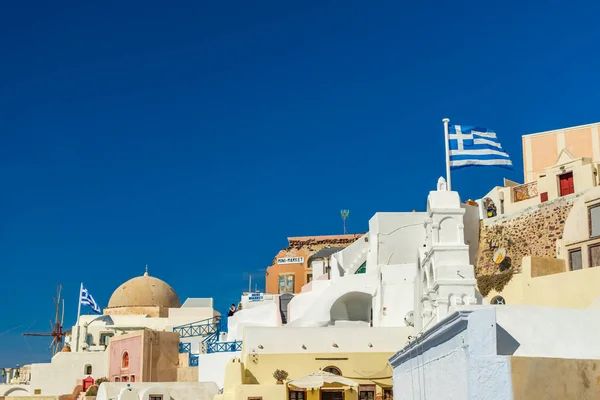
390,178,600,399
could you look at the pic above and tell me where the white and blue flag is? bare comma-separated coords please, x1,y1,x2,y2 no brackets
448,125,513,170
80,284,101,314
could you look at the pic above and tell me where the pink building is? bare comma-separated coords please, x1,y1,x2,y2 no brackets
108,329,179,383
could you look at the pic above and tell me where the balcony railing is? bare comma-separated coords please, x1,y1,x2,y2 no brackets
512,181,538,202
173,317,220,338
179,342,191,353
207,341,243,354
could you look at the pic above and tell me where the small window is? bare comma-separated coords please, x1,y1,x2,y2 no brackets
122,376,129,382
323,366,342,375
86,334,94,346
540,192,548,202
490,296,506,305
122,352,129,369
589,244,600,268
383,389,393,400
114,377,120,383
130,375,135,382
589,205,600,238
569,249,583,271
34,390,41,395
307,274,313,283
84,364,92,375
150,396,163,400
289,392,304,400
99,333,113,346
359,388,375,400
248,397,263,400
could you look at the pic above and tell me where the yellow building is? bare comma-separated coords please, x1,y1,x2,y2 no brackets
216,326,407,400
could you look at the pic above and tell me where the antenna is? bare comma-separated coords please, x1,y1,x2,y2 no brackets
248,275,252,294
340,210,350,234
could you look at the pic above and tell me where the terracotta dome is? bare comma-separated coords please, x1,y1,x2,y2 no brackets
108,271,181,309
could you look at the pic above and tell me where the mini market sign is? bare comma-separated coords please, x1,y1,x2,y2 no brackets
277,257,304,265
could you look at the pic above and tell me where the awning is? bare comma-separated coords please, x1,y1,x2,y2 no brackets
287,371,359,389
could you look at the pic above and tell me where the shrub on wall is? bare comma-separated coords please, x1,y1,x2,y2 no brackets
86,385,98,396
477,270,515,297
273,369,289,384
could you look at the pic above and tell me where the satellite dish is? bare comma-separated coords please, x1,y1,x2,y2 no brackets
404,311,414,327
493,248,506,264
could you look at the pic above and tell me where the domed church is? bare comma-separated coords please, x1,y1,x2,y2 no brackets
104,268,181,317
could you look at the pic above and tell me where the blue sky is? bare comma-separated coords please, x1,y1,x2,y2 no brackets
1,0,599,366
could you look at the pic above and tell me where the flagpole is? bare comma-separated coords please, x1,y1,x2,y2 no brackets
75,283,83,352
443,118,451,191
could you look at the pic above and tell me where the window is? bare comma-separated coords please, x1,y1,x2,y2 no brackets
130,375,135,382
589,205,600,238
323,366,342,375
490,296,506,305
289,392,304,400
122,376,129,382
248,398,263,400
540,192,548,202
559,172,574,196
86,334,94,346
122,352,129,369
355,261,367,274
307,274,313,283
99,333,113,346
114,377,120,383
359,386,375,400
589,244,600,268
278,274,295,294
569,249,583,271
383,389,393,400
150,396,163,400
84,364,92,375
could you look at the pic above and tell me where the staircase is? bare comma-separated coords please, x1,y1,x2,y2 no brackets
173,316,242,367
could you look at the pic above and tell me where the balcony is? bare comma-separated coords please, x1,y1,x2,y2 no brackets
512,181,538,202
207,341,243,353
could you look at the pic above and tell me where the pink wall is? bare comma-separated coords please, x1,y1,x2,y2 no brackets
109,335,142,382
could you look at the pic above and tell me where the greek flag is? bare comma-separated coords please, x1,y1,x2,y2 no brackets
80,285,101,314
448,125,513,170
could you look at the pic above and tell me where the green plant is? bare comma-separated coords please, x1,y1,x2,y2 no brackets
86,386,98,396
477,270,515,297
273,369,289,383
95,377,109,385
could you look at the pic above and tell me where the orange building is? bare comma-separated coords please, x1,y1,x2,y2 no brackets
265,234,362,294
522,121,600,183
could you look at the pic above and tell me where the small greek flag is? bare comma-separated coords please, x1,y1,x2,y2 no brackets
80,284,101,314
448,125,513,170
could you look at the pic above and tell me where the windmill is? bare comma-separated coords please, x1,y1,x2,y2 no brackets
23,284,68,355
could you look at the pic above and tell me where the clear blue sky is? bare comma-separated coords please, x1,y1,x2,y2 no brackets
1,0,599,366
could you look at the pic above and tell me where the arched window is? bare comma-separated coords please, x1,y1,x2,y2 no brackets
84,364,92,375
491,296,506,305
323,366,342,376
122,352,129,369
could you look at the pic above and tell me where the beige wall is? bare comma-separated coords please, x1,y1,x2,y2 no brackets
176,353,198,382
485,256,600,308
242,352,393,388
522,122,600,183
511,356,600,399
103,306,167,318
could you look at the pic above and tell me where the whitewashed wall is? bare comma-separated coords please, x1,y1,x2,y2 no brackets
97,382,219,400
29,351,108,395
390,308,512,400
196,352,241,390
374,264,416,327
226,302,280,342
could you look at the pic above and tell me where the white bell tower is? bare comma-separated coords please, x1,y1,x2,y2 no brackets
415,177,478,332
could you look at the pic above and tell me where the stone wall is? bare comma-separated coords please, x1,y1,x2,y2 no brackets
477,196,578,275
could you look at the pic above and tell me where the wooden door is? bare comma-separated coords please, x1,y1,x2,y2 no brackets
559,172,574,196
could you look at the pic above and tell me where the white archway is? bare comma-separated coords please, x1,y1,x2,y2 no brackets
329,291,372,325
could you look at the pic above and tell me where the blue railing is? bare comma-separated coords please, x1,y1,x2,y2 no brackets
173,317,221,338
207,341,243,353
189,354,199,367
179,342,191,353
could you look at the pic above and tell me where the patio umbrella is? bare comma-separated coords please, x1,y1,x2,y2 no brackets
287,371,359,389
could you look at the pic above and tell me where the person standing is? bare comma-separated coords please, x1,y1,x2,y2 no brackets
227,303,237,317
